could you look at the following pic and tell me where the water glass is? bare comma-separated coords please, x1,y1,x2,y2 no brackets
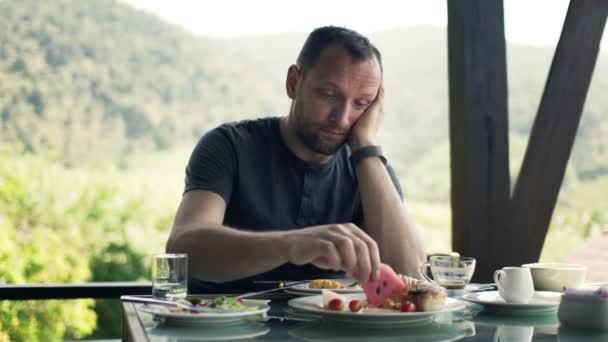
152,253,188,299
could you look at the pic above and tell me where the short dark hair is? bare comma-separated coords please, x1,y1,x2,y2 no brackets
296,26,382,75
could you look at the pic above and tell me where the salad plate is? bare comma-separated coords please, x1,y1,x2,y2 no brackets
461,291,561,314
288,293,467,326
138,298,270,326
147,320,270,340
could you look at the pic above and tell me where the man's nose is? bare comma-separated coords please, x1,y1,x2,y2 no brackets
329,102,353,129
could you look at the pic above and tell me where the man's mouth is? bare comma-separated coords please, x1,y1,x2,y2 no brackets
320,129,347,139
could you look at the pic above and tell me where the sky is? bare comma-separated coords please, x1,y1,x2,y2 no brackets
121,0,607,52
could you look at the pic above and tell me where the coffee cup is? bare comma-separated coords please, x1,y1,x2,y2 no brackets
493,325,534,342
493,267,534,304
419,255,476,289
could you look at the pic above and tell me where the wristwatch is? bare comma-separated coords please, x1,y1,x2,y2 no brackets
350,145,387,166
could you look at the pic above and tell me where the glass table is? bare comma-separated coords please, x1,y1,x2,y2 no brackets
121,292,608,341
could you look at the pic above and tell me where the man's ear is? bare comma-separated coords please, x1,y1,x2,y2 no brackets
286,65,300,99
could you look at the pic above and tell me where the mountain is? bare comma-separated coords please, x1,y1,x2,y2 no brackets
1,0,606,180
0,0,285,166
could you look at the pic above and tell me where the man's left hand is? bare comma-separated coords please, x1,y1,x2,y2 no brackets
349,82,384,151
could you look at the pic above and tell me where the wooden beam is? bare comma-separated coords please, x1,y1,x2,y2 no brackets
510,0,608,264
448,0,511,281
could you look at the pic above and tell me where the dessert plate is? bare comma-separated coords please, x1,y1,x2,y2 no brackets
288,293,467,326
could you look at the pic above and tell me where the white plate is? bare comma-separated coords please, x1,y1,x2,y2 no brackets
288,293,467,326
289,319,474,342
461,291,561,314
444,284,496,298
138,299,270,326
147,321,270,341
472,311,559,328
284,279,362,295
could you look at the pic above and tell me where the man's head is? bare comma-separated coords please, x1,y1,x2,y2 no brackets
286,26,383,157
296,26,383,78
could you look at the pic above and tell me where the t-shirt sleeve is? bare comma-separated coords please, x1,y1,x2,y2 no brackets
184,126,236,204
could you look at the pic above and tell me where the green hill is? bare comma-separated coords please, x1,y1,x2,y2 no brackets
1,0,606,180
0,0,284,167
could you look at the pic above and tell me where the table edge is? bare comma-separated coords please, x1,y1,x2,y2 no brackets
122,301,149,342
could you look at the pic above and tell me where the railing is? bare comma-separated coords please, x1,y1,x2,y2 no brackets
0,282,152,300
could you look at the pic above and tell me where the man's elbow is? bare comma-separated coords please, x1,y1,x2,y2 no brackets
165,237,177,254
165,227,186,254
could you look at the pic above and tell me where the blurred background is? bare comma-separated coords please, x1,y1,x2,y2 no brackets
0,0,606,339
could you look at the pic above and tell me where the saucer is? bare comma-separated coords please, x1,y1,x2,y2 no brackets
462,291,561,315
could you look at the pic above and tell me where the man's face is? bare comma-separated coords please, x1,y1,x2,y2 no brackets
289,45,382,156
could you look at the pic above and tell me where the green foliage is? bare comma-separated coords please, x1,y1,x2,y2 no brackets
0,146,175,340
90,243,146,283
0,148,95,341
87,243,146,339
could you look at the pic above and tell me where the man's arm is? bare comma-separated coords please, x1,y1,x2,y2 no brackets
355,159,426,277
166,190,290,282
166,190,381,283
350,84,427,277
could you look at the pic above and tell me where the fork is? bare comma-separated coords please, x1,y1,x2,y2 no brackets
236,280,310,299
120,295,228,313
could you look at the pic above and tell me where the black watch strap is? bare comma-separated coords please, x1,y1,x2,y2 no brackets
350,145,387,166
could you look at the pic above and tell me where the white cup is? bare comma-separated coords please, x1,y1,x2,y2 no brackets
493,325,534,342
493,267,534,304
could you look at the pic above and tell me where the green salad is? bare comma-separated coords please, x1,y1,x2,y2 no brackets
177,295,257,312
206,296,256,312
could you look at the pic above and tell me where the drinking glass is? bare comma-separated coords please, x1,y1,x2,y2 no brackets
152,253,188,299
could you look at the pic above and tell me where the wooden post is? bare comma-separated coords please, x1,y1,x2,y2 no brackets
447,0,511,281
509,0,608,265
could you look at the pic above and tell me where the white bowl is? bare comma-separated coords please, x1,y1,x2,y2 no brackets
522,263,587,292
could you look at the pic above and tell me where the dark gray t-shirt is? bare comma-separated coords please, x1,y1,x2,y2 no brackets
184,117,402,292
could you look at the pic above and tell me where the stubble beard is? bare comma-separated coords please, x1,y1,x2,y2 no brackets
291,101,349,156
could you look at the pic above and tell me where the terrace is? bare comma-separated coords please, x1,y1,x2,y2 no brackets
1,0,606,341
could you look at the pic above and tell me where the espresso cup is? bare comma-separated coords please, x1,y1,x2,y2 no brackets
493,267,534,304
419,256,476,289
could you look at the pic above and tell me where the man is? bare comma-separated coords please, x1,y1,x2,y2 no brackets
166,26,426,293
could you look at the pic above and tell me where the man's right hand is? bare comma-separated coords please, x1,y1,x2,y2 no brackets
282,223,381,283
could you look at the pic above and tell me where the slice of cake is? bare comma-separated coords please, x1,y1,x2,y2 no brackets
404,280,447,311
